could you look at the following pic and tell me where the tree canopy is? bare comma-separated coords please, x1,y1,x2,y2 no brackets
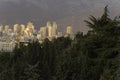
0,6,119,80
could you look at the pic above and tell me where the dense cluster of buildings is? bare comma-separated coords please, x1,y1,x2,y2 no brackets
0,21,73,52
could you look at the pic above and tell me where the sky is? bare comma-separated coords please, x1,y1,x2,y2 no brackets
0,0,120,33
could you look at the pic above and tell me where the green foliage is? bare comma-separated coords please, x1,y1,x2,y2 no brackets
0,6,119,80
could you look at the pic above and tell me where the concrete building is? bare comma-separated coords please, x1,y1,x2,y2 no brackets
66,26,72,35
47,21,52,37
0,42,15,52
0,21,74,52
27,22,35,34
4,25,9,33
20,24,25,32
39,27,47,39
0,24,3,32
52,21,57,37
13,24,19,33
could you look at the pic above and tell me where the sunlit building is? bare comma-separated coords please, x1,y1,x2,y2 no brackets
4,25,10,33
20,24,25,32
0,24,3,32
27,22,35,34
24,28,30,37
52,21,57,37
13,24,19,33
0,21,74,52
37,34,41,40
39,27,47,39
66,26,72,35
47,21,52,37
0,42,15,52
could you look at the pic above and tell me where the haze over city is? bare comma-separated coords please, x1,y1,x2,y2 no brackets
0,0,119,80
0,0,120,33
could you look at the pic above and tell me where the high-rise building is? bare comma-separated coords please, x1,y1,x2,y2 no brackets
52,21,57,37
24,28,30,37
4,25,9,33
13,24,19,33
47,21,52,37
47,21,52,27
66,26,72,35
39,27,47,38
20,24,25,32
0,24,3,32
27,22,35,34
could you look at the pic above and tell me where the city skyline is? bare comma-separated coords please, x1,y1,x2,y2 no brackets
0,21,73,40
0,0,120,33
0,21,72,34
0,21,73,51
